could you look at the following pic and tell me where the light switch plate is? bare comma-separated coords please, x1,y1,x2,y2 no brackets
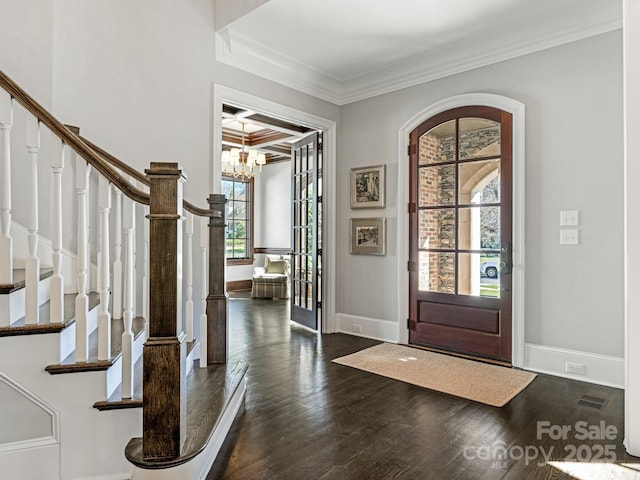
560,210,579,226
560,229,579,245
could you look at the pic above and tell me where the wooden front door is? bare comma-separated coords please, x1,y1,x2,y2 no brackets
408,106,513,362
290,132,322,330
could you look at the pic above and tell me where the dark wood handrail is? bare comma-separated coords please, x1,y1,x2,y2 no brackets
1,67,216,218
0,68,150,205
81,137,212,217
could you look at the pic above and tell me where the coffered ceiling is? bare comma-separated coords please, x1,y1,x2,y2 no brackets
222,104,314,163
215,0,622,105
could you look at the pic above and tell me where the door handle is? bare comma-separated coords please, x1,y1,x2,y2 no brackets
500,243,511,275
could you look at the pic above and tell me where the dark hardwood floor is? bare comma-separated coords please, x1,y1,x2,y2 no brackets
208,295,638,479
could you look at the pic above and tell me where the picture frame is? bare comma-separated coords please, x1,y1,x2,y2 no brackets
350,164,385,209
350,217,386,255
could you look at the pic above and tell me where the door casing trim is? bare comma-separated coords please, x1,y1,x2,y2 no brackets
213,84,337,334
397,93,526,367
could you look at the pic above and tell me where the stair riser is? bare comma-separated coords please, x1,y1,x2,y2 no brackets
58,303,99,362
0,276,51,326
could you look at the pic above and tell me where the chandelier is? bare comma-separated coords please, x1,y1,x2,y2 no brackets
221,121,266,180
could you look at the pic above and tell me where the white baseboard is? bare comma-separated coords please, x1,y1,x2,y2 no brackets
336,313,399,343
524,343,624,388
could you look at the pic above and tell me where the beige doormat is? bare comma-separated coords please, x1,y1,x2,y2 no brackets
333,343,536,407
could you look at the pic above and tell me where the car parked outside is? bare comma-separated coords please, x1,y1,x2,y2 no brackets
480,261,499,278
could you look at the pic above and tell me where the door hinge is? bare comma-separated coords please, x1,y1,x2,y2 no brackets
407,318,411,329
317,248,322,256
407,144,416,156
317,301,322,309
407,261,416,272
318,195,323,203
408,202,416,213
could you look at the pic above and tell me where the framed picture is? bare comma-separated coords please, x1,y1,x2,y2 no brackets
350,217,386,255
350,164,385,208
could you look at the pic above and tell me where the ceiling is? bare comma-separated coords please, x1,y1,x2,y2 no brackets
221,104,314,164
215,0,622,105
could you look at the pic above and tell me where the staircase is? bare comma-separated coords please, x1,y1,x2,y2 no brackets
0,69,246,480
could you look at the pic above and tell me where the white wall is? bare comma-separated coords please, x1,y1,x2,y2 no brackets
338,32,624,368
257,161,291,248
51,0,338,289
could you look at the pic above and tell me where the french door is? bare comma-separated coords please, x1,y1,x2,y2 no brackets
290,132,322,330
408,106,513,362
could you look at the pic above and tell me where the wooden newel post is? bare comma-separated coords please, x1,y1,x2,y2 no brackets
143,162,187,460
207,193,228,364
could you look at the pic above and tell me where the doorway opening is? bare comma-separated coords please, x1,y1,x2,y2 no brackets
216,91,334,333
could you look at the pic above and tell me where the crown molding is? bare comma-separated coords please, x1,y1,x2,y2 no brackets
216,12,621,106
215,29,342,105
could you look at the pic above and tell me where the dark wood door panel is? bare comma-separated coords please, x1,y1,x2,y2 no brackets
412,322,511,361
418,301,499,334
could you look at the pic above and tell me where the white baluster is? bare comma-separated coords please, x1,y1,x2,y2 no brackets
112,190,123,320
25,116,40,324
98,177,111,361
185,212,194,342
199,217,208,367
121,195,135,398
0,91,13,286
75,159,90,362
49,138,65,323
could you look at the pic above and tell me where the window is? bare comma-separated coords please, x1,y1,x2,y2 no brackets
221,175,254,265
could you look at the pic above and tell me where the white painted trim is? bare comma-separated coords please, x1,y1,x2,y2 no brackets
0,372,60,451
217,15,620,105
336,313,399,343
624,0,640,457
524,343,624,389
212,84,337,333
215,31,342,105
396,94,526,367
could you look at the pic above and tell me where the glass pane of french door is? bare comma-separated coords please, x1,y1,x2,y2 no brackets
418,117,501,298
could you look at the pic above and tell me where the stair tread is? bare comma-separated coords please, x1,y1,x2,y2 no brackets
125,358,248,468
93,355,144,410
45,315,146,374
93,341,198,410
0,268,54,294
0,292,99,336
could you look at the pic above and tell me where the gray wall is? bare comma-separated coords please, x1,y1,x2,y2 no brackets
338,31,624,358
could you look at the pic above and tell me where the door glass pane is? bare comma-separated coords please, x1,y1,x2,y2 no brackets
418,208,455,249
418,165,455,207
418,251,455,294
458,159,501,204
458,207,501,250
458,253,500,298
459,118,500,160
419,120,455,165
